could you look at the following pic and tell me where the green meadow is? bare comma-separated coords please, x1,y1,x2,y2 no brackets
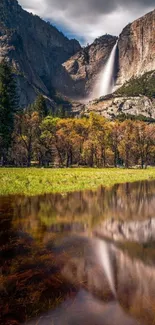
0,167,155,196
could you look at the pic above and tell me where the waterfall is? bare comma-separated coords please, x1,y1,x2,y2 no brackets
92,41,118,99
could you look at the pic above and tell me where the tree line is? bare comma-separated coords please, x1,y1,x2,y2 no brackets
0,60,155,168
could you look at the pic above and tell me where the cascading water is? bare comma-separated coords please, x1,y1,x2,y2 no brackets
92,40,118,99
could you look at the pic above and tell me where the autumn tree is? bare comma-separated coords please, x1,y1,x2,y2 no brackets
134,122,155,168
118,120,136,168
12,108,40,167
56,119,81,167
109,121,122,167
73,118,89,165
83,113,109,167
41,116,63,166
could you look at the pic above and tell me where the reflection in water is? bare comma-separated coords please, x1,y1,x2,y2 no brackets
8,180,155,242
24,234,155,325
0,180,155,324
37,235,155,325
25,290,142,325
95,218,155,244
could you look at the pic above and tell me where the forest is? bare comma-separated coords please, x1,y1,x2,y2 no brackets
0,60,155,169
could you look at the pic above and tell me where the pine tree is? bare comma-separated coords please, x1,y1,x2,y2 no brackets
34,94,48,118
0,59,18,164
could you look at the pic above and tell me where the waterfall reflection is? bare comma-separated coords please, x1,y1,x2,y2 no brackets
8,180,155,243
0,180,155,324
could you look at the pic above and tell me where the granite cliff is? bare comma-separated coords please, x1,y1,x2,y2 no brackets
117,9,155,87
62,35,118,99
0,0,81,107
84,94,155,120
82,70,155,120
62,10,155,100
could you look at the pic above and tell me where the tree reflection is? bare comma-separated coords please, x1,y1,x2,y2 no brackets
6,180,155,243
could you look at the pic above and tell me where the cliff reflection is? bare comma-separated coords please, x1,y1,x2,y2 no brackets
1,180,155,324
25,234,155,325
48,235,155,325
9,180,155,242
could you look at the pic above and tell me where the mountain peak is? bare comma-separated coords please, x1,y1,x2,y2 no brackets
0,0,81,107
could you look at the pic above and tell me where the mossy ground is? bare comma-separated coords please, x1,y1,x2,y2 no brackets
0,167,155,196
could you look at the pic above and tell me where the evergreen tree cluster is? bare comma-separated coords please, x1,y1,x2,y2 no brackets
116,71,155,98
0,60,50,165
0,59,18,163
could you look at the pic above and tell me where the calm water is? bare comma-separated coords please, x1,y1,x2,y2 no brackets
1,180,155,325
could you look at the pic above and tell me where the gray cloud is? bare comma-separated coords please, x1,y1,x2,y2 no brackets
18,0,155,43
45,0,155,16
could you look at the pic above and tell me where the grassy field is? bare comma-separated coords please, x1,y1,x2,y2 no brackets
0,167,155,196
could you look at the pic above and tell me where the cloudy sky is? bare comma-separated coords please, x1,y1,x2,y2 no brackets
18,0,154,44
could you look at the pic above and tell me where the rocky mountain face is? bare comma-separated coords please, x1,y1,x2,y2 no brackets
62,10,155,100
82,69,155,119
83,94,155,120
62,11,155,123
0,0,154,116
62,35,117,99
117,9,155,87
0,0,81,107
